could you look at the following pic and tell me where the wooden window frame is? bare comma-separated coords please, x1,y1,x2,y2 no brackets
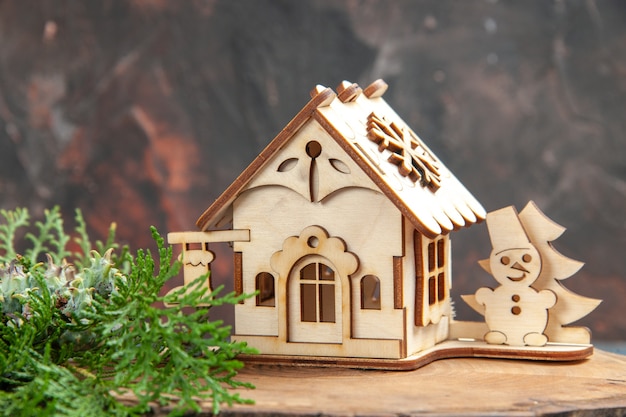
299,261,336,323
415,232,448,326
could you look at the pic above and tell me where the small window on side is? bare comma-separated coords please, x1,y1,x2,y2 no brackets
361,275,381,310
256,272,275,307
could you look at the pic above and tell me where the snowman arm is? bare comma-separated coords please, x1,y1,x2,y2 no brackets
475,287,494,306
539,289,557,309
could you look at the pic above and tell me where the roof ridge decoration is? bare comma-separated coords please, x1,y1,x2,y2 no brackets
336,81,363,103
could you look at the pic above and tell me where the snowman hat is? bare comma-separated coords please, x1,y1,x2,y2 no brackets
486,205,532,253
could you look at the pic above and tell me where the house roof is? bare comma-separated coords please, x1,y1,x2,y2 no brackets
196,79,486,238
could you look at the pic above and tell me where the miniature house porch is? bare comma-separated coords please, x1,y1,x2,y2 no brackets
168,79,487,361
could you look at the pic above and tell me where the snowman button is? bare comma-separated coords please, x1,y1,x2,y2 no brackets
511,306,522,315
512,294,520,302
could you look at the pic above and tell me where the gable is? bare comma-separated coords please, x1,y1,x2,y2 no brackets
196,87,335,229
245,120,379,203
197,80,486,238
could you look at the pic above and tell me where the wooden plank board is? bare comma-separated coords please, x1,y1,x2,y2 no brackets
214,349,626,416
167,229,250,244
236,339,592,371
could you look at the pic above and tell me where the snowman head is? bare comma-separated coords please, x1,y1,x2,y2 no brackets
490,246,541,286
485,206,542,286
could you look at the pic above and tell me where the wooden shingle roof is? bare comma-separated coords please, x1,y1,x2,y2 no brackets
196,79,485,238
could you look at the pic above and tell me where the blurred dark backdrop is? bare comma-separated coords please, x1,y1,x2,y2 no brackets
1,0,624,339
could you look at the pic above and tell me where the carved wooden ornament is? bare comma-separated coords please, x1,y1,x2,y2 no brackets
366,112,441,190
165,80,599,370
474,206,556,346
462,202,601,346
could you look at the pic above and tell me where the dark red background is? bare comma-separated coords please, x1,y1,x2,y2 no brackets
1,1,624,340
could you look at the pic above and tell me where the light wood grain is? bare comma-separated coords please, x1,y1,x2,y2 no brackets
237,339,592,370
167,229,250,244
177,81,599,368
463,202,601,346
518,201,601,344
196,79,486,362
217,349,626,416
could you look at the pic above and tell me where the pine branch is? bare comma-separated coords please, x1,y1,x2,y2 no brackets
85,227,256,416
24,207,71,265
0,209,256,416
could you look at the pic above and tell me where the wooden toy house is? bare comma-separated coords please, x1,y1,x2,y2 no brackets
171,79,488,361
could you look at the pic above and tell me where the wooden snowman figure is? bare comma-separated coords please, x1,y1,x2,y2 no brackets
475,206,557,346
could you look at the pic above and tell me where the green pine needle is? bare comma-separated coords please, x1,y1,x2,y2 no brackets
0,208,29,261
0,208,256,416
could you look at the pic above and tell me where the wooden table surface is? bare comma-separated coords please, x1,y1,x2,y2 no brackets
215,349,626,416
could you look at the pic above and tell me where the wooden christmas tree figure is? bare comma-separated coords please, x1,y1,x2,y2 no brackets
517,201,602,344
464,201,601,345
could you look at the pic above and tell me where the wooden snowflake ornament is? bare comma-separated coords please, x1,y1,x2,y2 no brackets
366,112,441,191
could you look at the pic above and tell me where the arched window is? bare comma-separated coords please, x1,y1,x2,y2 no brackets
361,275,381,310
299,262,336,323
256,272,275,307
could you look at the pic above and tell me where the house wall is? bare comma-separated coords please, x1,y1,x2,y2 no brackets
232,185,405,342
228,122,410,357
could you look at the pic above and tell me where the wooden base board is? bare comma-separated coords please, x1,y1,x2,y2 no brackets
238,339,593,371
